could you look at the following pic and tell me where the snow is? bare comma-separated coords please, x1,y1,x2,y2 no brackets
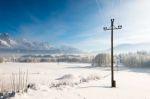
9,39,18,46
0,39,11,47
0,62,150,99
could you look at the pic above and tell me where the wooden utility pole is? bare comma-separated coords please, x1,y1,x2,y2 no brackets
103,19,122,87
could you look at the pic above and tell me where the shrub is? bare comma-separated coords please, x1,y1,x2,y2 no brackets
92,53,111,67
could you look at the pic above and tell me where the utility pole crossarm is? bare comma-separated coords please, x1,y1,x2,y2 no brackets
103,27,111,30
103,25,122,31
113,25,122,30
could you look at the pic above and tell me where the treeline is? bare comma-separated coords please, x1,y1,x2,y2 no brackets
92,51,150,67
0,55,94,63
120,52,150,67
1,51,150,68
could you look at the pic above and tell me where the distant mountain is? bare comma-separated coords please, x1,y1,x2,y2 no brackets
113,43,150,53
0,33,80,54
0,33,52,50
90,43,150,54
0,33,15,48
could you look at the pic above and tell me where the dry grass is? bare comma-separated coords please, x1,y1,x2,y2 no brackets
0,69,29,93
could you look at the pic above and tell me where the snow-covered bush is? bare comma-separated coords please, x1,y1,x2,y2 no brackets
79,74,100,83
92,53,111,67
27,83,38,90
50,74,101,88
50,74,79,88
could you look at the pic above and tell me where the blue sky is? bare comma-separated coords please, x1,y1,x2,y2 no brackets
0,0,150,51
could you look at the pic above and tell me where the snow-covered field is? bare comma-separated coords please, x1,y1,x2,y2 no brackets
0,62,150,99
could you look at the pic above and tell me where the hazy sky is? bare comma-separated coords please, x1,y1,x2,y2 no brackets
0,0,149,51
